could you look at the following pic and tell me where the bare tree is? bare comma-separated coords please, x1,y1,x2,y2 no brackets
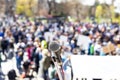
36,0,90,18
37,0,49,16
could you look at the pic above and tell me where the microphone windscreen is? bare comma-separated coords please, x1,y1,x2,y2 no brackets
49,41,60,52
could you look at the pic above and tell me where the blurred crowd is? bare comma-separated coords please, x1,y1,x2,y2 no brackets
0,15,120,80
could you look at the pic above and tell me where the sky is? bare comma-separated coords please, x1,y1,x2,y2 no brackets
56,0,119,6
55,0,120,13
81,0,120,13
80,0,113,6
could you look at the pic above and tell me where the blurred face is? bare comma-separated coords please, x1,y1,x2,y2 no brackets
101,27,105,32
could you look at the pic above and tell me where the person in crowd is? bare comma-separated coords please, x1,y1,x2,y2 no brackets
1,37,9,60
21,59,34,79
7,69,17,80
39,49,52,80
26,44,33,61
16,50,23,74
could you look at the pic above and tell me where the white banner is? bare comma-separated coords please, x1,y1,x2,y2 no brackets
71,55,120,80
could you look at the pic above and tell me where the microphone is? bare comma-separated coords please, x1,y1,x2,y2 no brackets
49,41,64,80
49,41,62,63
